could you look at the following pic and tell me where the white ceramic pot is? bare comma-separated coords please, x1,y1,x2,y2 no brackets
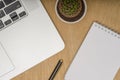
55,0,87,24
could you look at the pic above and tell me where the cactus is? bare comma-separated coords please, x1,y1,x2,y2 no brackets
56,0,85,22
60,0,81,16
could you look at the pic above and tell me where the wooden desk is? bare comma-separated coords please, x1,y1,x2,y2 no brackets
12,0,120,80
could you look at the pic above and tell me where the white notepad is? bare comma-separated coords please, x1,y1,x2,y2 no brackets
65,22,120,80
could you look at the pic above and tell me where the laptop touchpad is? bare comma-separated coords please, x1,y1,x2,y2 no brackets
0,43,14,77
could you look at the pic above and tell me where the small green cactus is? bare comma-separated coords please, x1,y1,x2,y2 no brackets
60,0,81,16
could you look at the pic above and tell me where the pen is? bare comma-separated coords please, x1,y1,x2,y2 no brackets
49,59,63,80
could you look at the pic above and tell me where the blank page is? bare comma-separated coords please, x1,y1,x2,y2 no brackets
65,22,120,80
0,43,14,77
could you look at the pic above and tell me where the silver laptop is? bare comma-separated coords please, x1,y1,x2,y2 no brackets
0,0,64,80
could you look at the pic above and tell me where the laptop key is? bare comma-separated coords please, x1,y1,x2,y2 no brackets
3,0,16,5
10,12,19,21
0,20,4,29
19,11,26,17
4,1,21,14
0,1,5,9
4,19,12,25
0,10,5,18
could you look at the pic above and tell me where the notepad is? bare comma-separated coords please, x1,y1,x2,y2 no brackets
65,22,120,80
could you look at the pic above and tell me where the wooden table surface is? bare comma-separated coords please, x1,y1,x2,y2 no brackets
12,0,120,80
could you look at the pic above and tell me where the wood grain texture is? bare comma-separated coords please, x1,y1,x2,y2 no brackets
12,0,120,80
114,68,120,80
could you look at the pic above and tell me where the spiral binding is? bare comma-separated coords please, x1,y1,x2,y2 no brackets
94,22,120,39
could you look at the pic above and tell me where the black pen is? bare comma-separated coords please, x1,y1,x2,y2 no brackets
49,59,63,80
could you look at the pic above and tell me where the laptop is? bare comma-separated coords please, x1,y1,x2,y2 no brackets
0,0,65,80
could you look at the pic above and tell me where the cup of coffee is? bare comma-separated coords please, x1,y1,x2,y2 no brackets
55,0,87,23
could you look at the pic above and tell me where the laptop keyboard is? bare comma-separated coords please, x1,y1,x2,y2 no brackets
0,0,27,30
